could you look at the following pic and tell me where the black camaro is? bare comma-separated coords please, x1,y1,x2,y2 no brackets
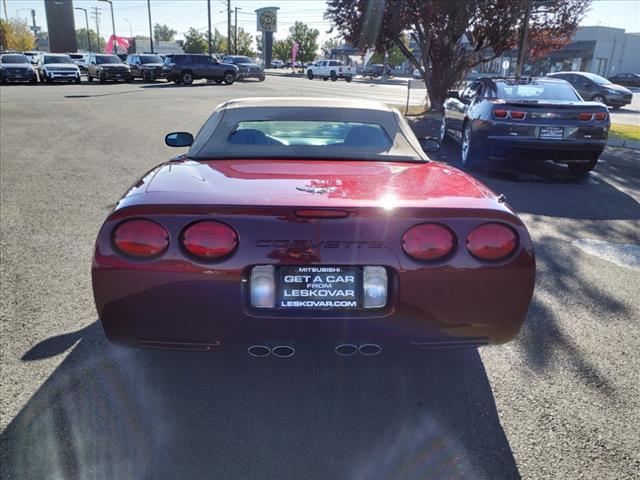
441,77,610,174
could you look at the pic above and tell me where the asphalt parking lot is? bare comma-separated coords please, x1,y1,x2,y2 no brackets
1,77,639,480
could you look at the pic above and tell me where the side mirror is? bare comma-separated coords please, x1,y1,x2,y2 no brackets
420,137,440,153
165,132,194,147
447,90,460,99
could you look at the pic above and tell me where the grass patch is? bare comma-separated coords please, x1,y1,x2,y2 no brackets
387,103,442,117
610,123,640,141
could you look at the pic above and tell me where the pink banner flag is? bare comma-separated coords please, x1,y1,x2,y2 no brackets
104,35,131,54
291,41,299,65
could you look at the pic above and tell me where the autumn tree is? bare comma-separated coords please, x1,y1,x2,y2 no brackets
154,23,177,43
183,28,207,53
211,28,227,53
326,0,590,108
233,27,254,56
0,19,14,50
1,19,34,51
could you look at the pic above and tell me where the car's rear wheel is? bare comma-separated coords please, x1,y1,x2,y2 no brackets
307,70,314,80
75,76,81,84
330,71,337,81
461,122,480,166
345,75,353,83
223,71,235,85
323,77,328,81
258,75,265,82
87,74,93,82
568,153,599,175
439,116,449,143
181,71,194,85
592,94,607,104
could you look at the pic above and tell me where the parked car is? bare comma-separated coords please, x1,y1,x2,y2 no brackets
306,60,354,82
222,55,265,81
607,72,640,88
162,53,238,85
0,53,38,83
22,51,41,65
547,71,633,108
441,77,610,174
86,54,131,83
270,59,284,68
65,53,88,73
126,53,165,81
91,97,535,352
37,54,81,83
362,64,390,78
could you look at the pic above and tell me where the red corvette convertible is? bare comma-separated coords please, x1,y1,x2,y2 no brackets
92,98,535,356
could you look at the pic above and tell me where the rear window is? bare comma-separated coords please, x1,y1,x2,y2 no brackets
1,55,29,63
43,55,73,64
228,121,392,148
496,82,580,101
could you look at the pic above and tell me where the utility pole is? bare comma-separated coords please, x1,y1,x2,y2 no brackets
99,0,117,55
207,0,212,55
227,0,231,55
234,7,241,54
75,7,91,52
2,0,8,22
91,7,102,52
147,0,154,53
515,0,533,78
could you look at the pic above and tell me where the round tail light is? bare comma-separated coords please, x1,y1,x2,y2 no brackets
112,219,169,258
466,223,518,261
181,220,238,259
402,223,456,261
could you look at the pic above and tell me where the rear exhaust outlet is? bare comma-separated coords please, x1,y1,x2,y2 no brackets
335,343,358,356
271,345,295,358
359,343,382,356
248,345,271,357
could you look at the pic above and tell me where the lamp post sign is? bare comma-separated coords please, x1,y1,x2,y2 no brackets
256,6,278,68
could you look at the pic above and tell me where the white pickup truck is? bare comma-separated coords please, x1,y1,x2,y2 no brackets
306,60,354,82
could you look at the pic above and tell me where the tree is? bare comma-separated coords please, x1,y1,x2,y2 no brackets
272,38,293,61
287,21,319,64
326,0,590,108
183,28,207,53
233,27,254,56
153,23,177,43
321,36,341,58
2,19,34,51
211,28,227,53
75,28,104,52
256,34,263,56
0,19,15,50
369,35,409,67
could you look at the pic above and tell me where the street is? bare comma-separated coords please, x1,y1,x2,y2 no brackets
1,76,639,479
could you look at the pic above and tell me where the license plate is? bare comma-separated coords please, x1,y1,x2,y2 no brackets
279,266,358,309
540,126,564,140
15,75,22,78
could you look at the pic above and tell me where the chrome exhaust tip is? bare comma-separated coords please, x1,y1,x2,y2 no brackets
359,343,382,356
271,345,295,358
248,345,271,357
335,343,358,356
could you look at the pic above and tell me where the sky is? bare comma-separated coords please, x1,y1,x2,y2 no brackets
3,0,640,47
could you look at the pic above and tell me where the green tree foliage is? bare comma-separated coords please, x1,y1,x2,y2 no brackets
287,21,319,64
153,23,177,43
233,27,254,56
369,35,409,67
211,28,227,54
272,38,293,62
326,0,591,108
75,28,104,52
183,28,207,53
321,36,341,57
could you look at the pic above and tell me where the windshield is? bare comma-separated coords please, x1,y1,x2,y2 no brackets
43,55,73,64
140,55,162,64
496,82,581,101
95,55,122,64
1,55,29,64
229,121,392,148
233,56,253,64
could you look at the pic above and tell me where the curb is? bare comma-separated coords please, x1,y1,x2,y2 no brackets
607,138,640,150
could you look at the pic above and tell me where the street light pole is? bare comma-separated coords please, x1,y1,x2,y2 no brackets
75,7,91,52
123,18,132,38
207,0,212,55
147,0,154,54
99,0,117,55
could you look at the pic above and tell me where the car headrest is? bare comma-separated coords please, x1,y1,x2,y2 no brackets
228,129,271,145
343,125,389,148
